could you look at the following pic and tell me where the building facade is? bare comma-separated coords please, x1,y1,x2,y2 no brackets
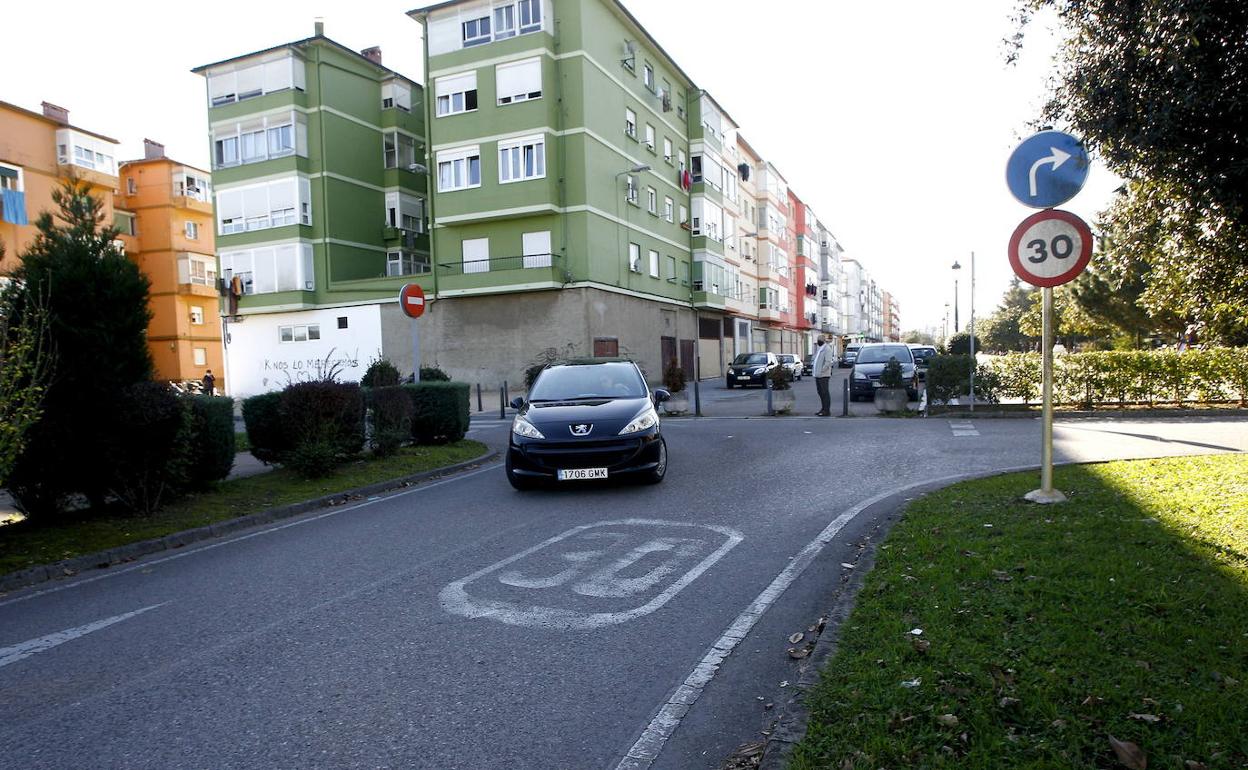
193,28,428,395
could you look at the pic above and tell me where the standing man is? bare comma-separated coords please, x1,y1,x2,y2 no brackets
812,336,834,416
201,369,216,397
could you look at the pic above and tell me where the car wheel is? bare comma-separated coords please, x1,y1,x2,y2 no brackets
725,378,733,389
505,454,539,490
641,438,667,484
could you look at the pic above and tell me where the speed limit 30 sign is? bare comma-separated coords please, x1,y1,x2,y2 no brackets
1007,209,1093,287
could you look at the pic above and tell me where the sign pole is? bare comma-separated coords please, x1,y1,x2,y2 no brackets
398,283,427,383
411,317,421,383
1026,286,1066,503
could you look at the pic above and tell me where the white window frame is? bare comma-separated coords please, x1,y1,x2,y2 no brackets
663,138,673,164
219,243,314,295
625,108,637,139
462,15,491,47
664,196,674,223
436,145,482,192
386,249,429,276
644,124,655,151
648,248,659,278
206,53,304,107
463,237,490,274
518,0,542,33
214,176,312,235
193,347,207,366
211,111,306,170
498,134,546,184
384,131,419,170
495,57,542,105
190,306,205,325
628,242,641,273
185,221,199,240
625,175,638,205
435,71,478,117
643,63,654,92
278,324,320,343
382,80,412,111
522,230,552,269
385,191,426,232
646,186,657,215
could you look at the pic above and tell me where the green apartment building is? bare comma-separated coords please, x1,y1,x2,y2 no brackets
193,26,429,395
409,0,734,384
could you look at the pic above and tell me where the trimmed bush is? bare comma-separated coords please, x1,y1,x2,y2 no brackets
183,395,236,488
367,385,414,457
106,381,190,514
361,357,401,388
926,355,975,405
663,361,686,393
420,366,451,382
404,382,470,444
280,381,365,462
242,392,289,464
947,333,982,356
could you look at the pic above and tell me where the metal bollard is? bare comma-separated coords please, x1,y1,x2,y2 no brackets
499,381,506,420
477,382,483,412
766,378,774,416
842,378,849,417
693,378,701,417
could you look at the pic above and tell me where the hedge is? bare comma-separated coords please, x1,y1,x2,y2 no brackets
985,348,1248,408
366,385,414,457
241,392,289,464
403,382,470,444
183,395,236,488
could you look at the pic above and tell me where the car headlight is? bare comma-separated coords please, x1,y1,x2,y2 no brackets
854,370,869,380
619,406,659,435
512,415,545,439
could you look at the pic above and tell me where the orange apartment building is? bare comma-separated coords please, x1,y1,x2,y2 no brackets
117,141,224,390
1,101,224,391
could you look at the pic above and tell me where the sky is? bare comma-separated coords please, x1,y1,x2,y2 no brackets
5,0,1120,334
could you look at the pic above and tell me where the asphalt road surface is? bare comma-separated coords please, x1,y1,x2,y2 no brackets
2,413,1244,769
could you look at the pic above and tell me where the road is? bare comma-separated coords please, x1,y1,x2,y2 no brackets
1,413,1244,769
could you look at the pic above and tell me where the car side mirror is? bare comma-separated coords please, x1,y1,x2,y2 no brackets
509,396,525,410
653,388,671,403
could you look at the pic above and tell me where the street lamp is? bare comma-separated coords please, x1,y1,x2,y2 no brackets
951,260,962,333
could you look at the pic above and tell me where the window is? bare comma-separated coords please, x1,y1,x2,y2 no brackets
114,211,137,237
383,131,418,169
629,242,641,273
646,186,657,215
463,237,489,274
625,108,636,139
382,80,412,111
679,204,688,227
664,196,674,223
435,71,478,116
179,254,217,286
523,230,552,268
648,249,659,278
338,317,349,329
57,130,116,175
663,138,673,164
206,53,303,107
499,135,545,183
625,175,638,205
193,348,207,366
665,255,677,282
691,154,702,183
385,192,425,231
643,63,654,92
215,176,312,234
126,177,136,195
518,0,542,32
220,244,314,294
185,221,199,240
267,124,294,157
437,146,481,191
212,112,306,169
493,4,516,39
681,260,690,286
178,172,211,201
387,250,430,276
644,124,655,151
678,149,686,174
462,15,491,46
496,58,542,104
277,324,320,343
190,306,204,325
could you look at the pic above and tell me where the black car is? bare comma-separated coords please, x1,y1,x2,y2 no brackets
505,359,669,489
726,352,779,388
850,343,920,401
908,344,938,381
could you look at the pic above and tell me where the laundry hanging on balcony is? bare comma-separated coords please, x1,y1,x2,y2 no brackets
1,187,29,226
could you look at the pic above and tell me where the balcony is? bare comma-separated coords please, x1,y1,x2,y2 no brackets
437,252,567,295
176,253,219,297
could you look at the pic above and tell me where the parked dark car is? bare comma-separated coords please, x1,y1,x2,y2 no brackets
908,344,938,381
850,343,919,401
505,359,669,489
801,356,814,376
777,353,803,381
839,343,862,368
726,352,779,388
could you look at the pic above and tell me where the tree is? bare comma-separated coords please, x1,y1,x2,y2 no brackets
5,179,154,515
901,330,937,345
979,278,1037,352
1012,0,1248,343
947,332,983,356
0,247,53,487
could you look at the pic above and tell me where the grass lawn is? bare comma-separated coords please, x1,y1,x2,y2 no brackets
0,440,488,576
792,454,1248,770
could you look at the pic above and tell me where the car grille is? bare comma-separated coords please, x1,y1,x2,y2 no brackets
523,439,644,470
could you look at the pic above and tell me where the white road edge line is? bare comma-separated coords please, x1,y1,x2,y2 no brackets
0,464,502,609
0,603,168,668
614,464,1037,770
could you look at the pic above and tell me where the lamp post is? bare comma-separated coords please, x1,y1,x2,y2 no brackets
951,260,962,333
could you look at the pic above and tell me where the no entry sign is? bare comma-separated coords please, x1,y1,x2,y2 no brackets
400,283,426,319
1007,209,1093,288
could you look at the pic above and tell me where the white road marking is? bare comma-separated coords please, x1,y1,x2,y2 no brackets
440,520,742,631
949,420,980,437
0,464,503,609
0,603,167,668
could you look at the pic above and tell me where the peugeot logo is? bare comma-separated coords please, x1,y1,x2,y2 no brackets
569,423,593,436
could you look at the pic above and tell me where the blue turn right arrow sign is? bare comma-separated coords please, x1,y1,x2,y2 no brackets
1006,130,1090,209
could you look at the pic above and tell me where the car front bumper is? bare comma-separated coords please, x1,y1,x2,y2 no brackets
507,430,665,480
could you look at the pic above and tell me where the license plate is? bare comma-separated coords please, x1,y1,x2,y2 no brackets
558,468,608,481
872,382,882,388
737,376,750,380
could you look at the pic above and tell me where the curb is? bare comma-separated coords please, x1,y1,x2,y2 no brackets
0,450,500,595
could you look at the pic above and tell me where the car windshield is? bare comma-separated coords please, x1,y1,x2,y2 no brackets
912,347,937,361
529,363,648,401
780,355,794,363
733,353,769,365
857,345,913,364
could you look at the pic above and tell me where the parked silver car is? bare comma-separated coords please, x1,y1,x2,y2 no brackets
777,353,803,381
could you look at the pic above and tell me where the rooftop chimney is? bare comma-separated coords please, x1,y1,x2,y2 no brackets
362,46,382,65
143,139,166,160
41,102,69,124
314,18,324,36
